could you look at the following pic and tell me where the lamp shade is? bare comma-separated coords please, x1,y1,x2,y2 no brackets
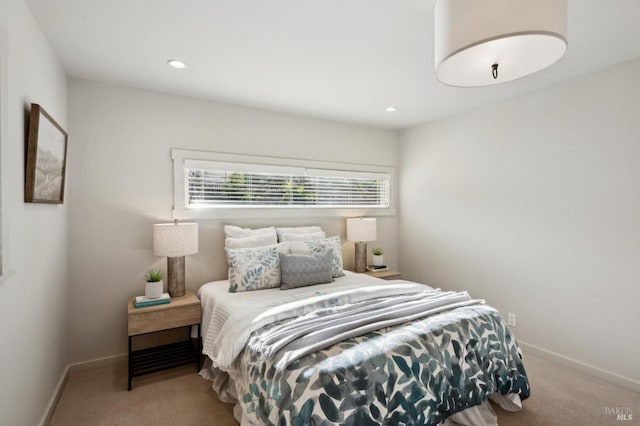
346,218,377,242
153,222,198,257
434,0,567,87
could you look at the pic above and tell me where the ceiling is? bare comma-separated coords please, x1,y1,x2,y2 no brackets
25,0,640,129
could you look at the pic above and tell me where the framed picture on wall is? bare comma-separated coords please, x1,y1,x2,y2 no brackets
25,103,68,204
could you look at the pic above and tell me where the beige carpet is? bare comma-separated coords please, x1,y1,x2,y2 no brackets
49,352,638,425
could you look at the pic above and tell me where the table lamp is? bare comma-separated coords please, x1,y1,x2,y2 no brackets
153,220,198,297
346,217,377,273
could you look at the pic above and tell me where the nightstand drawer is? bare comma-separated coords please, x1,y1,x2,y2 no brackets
128,304,200,335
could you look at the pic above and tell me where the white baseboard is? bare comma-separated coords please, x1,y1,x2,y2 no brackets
38,364,69,426
67,353,127,374
519,340,640,394
38,353,128,425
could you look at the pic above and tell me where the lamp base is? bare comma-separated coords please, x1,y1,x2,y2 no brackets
354,242,367,273
167,256,185,297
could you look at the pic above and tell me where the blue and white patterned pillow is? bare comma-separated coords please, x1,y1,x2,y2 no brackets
279,250,334,290
290,236,345,278
225,244,284,292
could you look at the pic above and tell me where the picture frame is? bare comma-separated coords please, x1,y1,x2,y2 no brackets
25,103,68,204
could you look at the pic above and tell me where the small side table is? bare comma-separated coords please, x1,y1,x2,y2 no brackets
127,292,201,390
364,269,402,280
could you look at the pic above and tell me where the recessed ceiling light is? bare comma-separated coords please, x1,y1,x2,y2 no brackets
167,59,187,69
385,106,397,113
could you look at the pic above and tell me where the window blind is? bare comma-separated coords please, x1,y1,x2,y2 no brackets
184,160,390,209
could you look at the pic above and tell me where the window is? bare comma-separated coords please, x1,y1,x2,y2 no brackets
185,161,390,209
172,150,394,219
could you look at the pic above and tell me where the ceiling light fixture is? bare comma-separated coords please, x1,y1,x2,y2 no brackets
385,106,397,113
167,59,187,69
434,0,567,87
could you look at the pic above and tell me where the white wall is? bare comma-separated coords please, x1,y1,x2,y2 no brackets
0,1,68,425
67,78,399,363
399,59,640,388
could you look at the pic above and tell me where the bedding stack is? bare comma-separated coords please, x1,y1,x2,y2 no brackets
198,225,530,426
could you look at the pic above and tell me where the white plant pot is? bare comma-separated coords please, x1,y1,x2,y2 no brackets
372,255,384,267
145,280,163,299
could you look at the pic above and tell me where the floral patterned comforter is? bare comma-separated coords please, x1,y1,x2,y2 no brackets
220,299,529,425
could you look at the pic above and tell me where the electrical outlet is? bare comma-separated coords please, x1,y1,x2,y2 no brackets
507,313,517,327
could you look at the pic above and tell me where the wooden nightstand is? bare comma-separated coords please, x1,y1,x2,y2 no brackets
364,269,402,280
127,292,201,390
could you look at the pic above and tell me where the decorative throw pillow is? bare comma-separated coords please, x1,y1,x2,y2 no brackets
279,231,326,242
225,233,277,249
275,226,323,242
279,250,334,290
289,236,345,278
224,225,277,239
225,244,283,292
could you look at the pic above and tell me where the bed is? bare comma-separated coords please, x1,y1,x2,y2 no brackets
198,271,530,425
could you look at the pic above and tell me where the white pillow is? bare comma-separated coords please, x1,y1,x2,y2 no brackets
225,233,278,249
289,236,345,278
287,241,312,255
279,231,326,242
276,226,323,242
224,225,277,239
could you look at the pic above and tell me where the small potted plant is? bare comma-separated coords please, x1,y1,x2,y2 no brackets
371,247,384,267
144,269,164,299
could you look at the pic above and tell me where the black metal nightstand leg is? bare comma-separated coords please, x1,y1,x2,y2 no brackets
197,323,201,371
128,335,133,391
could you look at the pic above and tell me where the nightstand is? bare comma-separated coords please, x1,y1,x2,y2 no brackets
127,292,201,390
364,269,402,280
